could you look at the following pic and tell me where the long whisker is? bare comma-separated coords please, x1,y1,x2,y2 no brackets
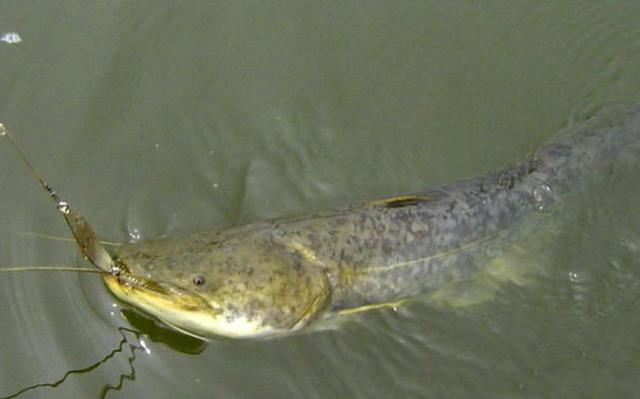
13,232,122,247
0,266,106,273
0,122,119,275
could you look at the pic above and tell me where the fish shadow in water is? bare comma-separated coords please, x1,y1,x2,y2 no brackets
120,308,208,355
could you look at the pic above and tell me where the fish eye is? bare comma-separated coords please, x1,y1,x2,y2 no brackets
192,275,205,286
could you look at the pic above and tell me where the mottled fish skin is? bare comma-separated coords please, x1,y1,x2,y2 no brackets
295,106,640,310
108,106,640,337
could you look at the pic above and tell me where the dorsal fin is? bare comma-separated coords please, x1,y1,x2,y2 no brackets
370,195,431,209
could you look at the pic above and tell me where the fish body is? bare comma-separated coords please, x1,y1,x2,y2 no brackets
105,106,640,339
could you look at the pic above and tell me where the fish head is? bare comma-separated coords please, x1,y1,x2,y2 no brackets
103,229,331,339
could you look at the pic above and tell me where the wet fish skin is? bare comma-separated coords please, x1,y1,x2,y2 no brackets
107,106,640,338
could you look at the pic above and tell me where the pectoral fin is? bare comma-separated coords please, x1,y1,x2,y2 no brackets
337,298,408,316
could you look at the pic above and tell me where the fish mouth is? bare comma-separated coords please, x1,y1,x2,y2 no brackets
102,273,277,339
102,273,213,314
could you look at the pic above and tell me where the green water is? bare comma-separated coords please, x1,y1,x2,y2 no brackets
1,1,640,398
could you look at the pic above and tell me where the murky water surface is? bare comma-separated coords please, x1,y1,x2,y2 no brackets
1,2,640,398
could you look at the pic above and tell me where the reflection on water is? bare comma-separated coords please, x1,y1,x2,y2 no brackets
1,1,640,398
0,32,22,44
0,310,208,399
1,328,141,399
